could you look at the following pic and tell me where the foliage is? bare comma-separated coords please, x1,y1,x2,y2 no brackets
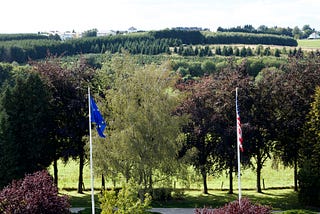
274,56,320,191
204,32,297,46
298,86,320,206
31,56,95,192
176,59,252,194
0,72,55,188
0,29,297,64
151,188,173,201
217,24,293,37
149,29,205,44
0,33,49,41
99,180,151,214
194,198,272,214
0,170,70,214
94,53,187,189
0,63,13,87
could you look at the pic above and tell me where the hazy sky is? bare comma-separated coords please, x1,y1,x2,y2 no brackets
1,0,320,33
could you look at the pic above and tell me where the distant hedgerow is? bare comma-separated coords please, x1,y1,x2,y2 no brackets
194,198,272,214
0,170,70,214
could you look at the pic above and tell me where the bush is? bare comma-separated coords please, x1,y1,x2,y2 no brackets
151,188,173,201
0,170,70,214
194,198,272,214
99,180,151,214
298,160,320,206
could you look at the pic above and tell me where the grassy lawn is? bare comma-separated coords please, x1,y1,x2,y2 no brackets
51,160,319,213
298,39,320,49
63,189,319,213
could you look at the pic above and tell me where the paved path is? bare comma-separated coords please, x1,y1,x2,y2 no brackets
150,208,195,214
70,207,195,213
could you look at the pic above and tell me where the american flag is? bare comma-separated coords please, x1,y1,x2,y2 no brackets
236,90,243,152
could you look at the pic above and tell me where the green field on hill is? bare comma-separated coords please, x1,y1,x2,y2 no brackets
298,39,320,49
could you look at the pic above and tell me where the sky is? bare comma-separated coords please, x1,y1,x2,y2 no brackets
1,0,320,33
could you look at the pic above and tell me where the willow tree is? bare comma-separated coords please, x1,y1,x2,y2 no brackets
94,54,187,189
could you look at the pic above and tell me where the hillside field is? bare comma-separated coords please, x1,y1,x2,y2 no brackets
298,39,320,49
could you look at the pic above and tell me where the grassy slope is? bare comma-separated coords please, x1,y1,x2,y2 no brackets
298,39,320,50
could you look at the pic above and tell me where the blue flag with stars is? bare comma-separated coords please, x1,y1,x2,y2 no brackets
90,96,106,138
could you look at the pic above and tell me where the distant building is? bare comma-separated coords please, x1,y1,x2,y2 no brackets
97,30,116,37
171,27,209,31
128,27,138,33
308,32,320,39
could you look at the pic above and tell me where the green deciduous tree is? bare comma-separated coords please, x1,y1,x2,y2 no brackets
94,54,187,190
298,86,320,206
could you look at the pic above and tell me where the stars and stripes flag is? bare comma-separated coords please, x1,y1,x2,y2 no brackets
236,88,243,152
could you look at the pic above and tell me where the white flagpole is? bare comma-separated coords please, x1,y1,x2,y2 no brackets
88,87,95,214
236,87,242,205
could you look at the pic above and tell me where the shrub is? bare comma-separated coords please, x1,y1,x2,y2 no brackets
151,188,173,201
298,160,320,206
194,198,272,214
0,170,70,214
99,180,151,214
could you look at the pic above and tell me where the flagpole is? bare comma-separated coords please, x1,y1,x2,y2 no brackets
88,87,95,214
236,87,242,205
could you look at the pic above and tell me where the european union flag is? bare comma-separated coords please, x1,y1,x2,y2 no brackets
90,96,106,138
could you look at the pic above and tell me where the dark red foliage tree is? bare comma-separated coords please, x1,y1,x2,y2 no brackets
31,56,95,193
0,170,70,214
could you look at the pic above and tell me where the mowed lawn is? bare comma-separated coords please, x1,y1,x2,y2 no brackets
49,158,294,191
48,158,317,213
298,39,320,49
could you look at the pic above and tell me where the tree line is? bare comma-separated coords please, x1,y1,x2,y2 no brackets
0,52,319,206
0,30,297,63
217,24,315,39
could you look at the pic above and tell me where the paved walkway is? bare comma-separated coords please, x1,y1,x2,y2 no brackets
150,208,195,214
70,207,195,213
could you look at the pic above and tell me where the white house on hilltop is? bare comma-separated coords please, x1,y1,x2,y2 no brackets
308,32,320,39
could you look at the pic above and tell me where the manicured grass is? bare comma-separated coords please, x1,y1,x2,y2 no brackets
298,39,320,49
49,158,294,191
63,189,319,213
51,159,318,213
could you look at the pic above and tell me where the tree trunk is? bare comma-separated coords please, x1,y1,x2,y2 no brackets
201,167,208,194
294,157,298,192
78,152,84,193
101,174,105,191
256,153,262,193
228,160,233,194
53,158,58,188
148,170,153,190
